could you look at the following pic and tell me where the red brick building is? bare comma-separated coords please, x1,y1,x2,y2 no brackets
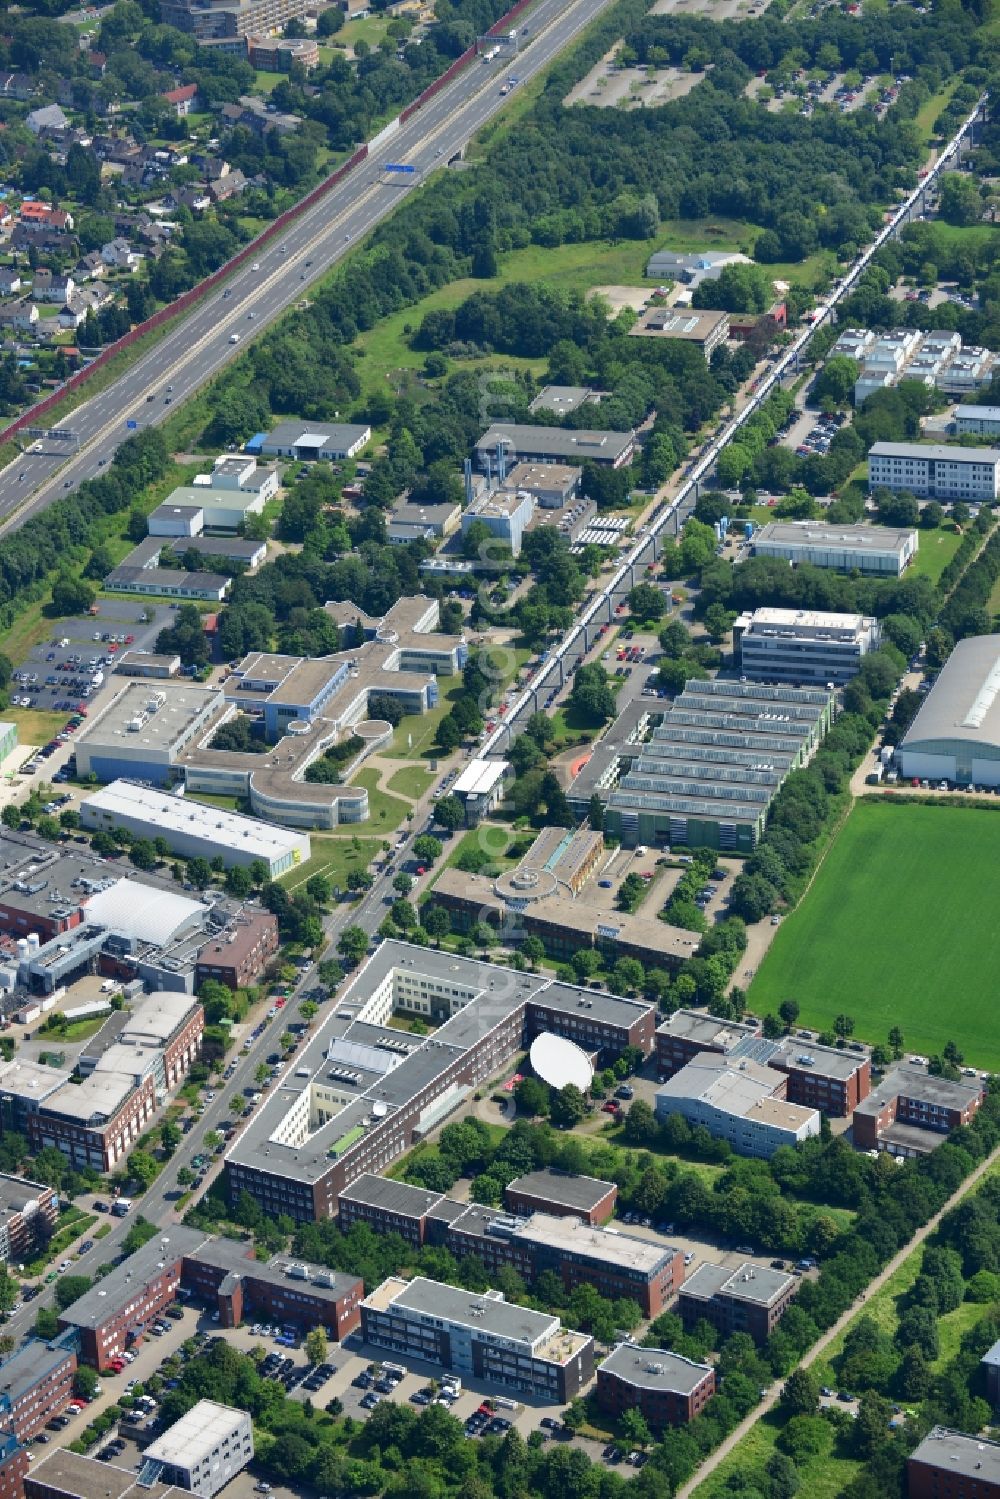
770,1044,870,1118
596,1344,715,1428
337,1175,445,1246
655,1011,760,1080
180,1237,362,1340
908,1427,1000,1499
679,1262,798,1345
195,911,279,990
504,1169,617,1226
852,1066,983,1155
0,1441,28,1499
32,1071,157,1175
0,1343,77,1442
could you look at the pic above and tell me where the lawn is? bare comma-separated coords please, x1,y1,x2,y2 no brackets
385,764,434,799
6,707,67,749
390,681,465,760
912,526,964,583
349,766,413,831
279,833,380,895
693,1406,863,1499
749,800,1000,1067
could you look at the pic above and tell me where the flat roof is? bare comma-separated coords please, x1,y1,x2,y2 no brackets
854,1063,983,1118
367,1275,559,1349
263,420,370,452
506,1170,614,1212
910,1427,1000,1483
83,781,305,861
657,1010,759,1052
683,1260,796,1306
504,462,580,491
43,1070,135,1123
743,606,869,633
144,1401,246,1468
956,405,1000,419
869,440,1000,463
477,424,633,464
518,1213,675,1275
23,1450,181,1499
599,1342,713,1395
337,1172,444,1217
59,1227,208,1330
901,634,1000,751
0,1171,50,1216
452,759,510,796
0,1058,70,1102
0,1339,73,1405
528,385,597,415
79,682,221,755
631,308,728,340
753,521,917,553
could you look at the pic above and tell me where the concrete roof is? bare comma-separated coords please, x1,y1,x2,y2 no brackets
58,1227,208,1331
683,1260,797,1307
869,440,1000,463
144,1401,245,1468
477,424,633,465
79,683,221,755
23,1450,182,1499
752,521,916,554
0,1339,72,1406
657,1010,759,1052
83,781,305,863
337,1172,444,1217
365,1275,559,1349
901,635,1000,751
910,1427,1000,1484
599,1342,713,1395
505,1169,614,1212
853,1063,983,1119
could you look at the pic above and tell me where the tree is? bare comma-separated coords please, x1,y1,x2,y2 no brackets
423,906,450,946
392,872,413,895
412,835,442,865
781,1366,819,1417
621,1407,653,1449
337,926,369,967
833,1014,855,1039
50,573,96,617
814,356,860,409
939,172,982,227
778,999,800,1030
160,1120,181,1154
569,662,617,723
514,1076,549,1117
55,1275,92,1310
305,1327,328,1365
433,796,465,832
628,583,665,622
127,1151,158,1189
550,1084,586,1129
74,1365,100,1399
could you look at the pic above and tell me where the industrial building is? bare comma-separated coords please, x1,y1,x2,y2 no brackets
75,598,466,830
852,1065,984,1157
387,498,461,545
678,1261,799,1344
81,781,311,876
600,679,835,853
139,1403,252,1498
224,941,656,1223
955,404,1000,438
114,653,181,680
148,455,279,537
596,1344,715,1428
867,441,1000,502
898,635,1000,787
628,307,729,359
907,1428,1000,1499
751,521,918,576
360,1276,594,1403
503,462,580,507
734,608,882,686
102,536,232,602
655,1052,821,1158
252,422,371,462
475,424,634,471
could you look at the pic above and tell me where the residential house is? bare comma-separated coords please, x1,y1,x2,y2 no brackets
0,302,39,333
18,204,74,234
0,74,40,102
32,271,75,304
75,250,105,281
59,283,113,330
87,51,108,77
101,237,138,271
163,83,199,116
207,170,247,203
0,270,21,298
25,104,69,135
11,226,79,259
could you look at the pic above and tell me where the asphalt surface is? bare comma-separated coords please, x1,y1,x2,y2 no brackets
0,0,614,537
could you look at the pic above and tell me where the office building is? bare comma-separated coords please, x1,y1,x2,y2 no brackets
852,1065,983,1157
159,0,314,37
679,1261,798,1344
955,404,1000,438
81,782,310,876
25,1450,181,1499
734,608,882,686
629,307,729,359
0,1342,76,1442
74,686,224,787
450,759,511,823
868,441,1000,502
655,1011,760,1078
337,1175,446,1246
908,1428,1000,1499
148,456,279,537
253,422,371,462
0,1175,56,1265
596,1343,715,1428
503,1169,617,1226
476,424,634,471
0,1441,26,1499
899,634,1000,788
460,488,534,558
224,941,656,1223
360,1276,594,1402
139,1403,252,1498
387,499,461,545
528,386,600,417
751,521,917,576
602,679,835,853
655,1052,820,1159
194,909,279,990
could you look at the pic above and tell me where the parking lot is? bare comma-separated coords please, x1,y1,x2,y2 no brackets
11,600,170,720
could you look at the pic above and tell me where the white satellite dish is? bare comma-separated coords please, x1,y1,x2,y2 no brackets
529,1032,593,1093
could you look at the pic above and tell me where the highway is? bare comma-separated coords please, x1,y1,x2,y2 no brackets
0,0,615,538
481,92,989,761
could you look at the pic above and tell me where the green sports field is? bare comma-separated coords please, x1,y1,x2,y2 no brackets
749,800,1000,1069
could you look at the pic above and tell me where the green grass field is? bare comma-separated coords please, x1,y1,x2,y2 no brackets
749,800,1000,1067
911,527,964,583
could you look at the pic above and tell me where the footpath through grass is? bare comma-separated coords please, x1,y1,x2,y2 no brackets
749,799,1000,1068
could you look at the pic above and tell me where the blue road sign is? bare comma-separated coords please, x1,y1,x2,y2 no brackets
126,419,138,430
385,163,415,174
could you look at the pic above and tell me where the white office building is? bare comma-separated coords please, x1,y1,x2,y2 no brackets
751,521,917,577
655,1052,820,1159
81,780,310,876
734,608,882,686
140,1401,253,1497
955,405,1000,439
867,442,1000,502
460,488,535,557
